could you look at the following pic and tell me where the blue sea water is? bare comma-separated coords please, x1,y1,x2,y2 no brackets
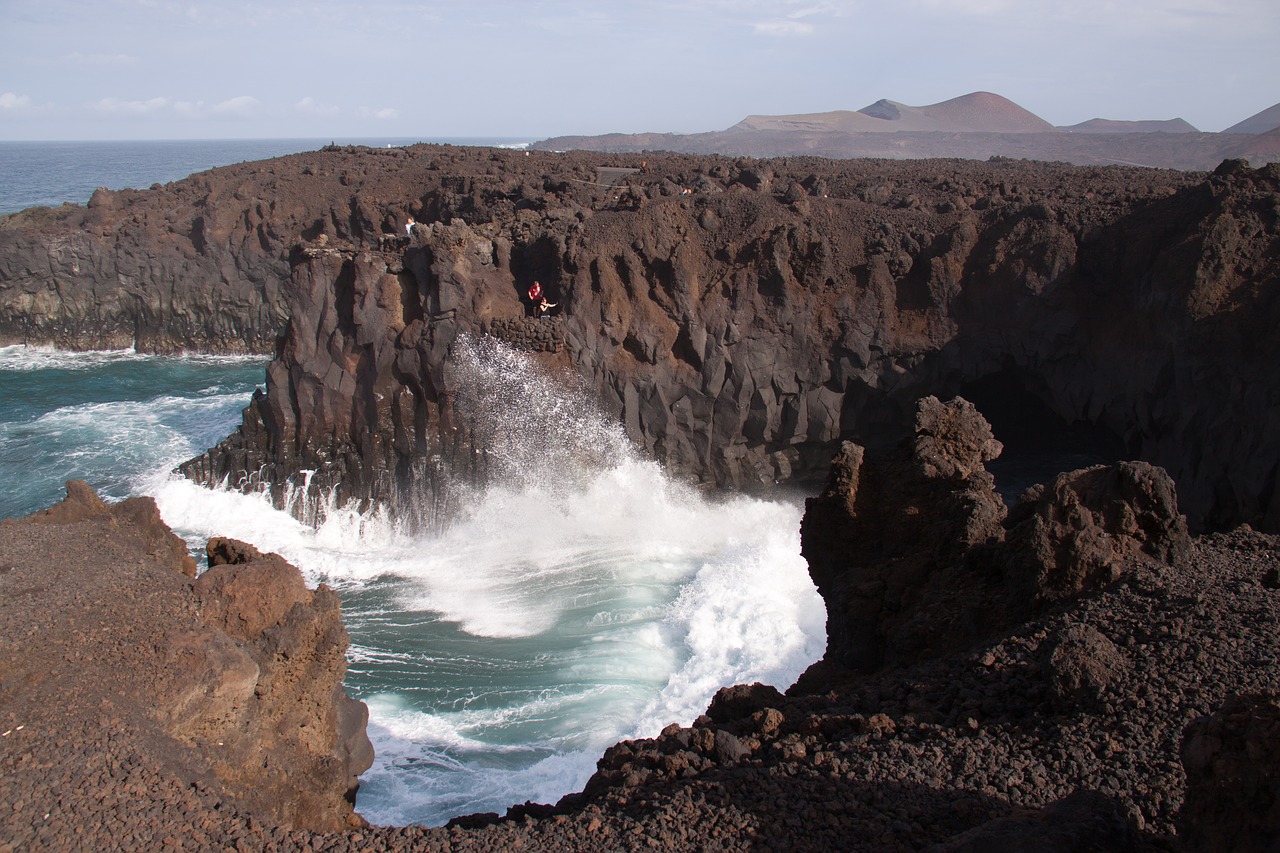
0,346,268,519
0,138,825,829
0,137,536,215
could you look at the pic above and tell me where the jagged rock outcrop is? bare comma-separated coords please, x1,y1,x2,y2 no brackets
799,397,1191,673
4,146,1278,532
0,481,372,835
800,397,1008,670
1003,462,1192,605
184,537,374,829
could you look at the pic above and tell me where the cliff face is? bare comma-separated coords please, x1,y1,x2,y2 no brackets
3,145,1277,531
171,151,1277,533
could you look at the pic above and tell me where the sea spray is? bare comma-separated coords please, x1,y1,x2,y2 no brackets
4,339,825,827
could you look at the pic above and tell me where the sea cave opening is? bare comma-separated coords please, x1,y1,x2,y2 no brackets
959,370,1127,505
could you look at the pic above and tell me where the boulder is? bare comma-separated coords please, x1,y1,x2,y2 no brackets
1003,462,1190,605
706,682,786,724
1043,623,1129,709
1180,692,1280,851
800,396,1008,670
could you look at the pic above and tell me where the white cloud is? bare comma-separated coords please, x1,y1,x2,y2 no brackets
362,107,400,120
787,3,844,18
296,96,340,116
753,19,815,35
0,92,33,110
212,95,260,116
93,96,171,114
87,95,259,120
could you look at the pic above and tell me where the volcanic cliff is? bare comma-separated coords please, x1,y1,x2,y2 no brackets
3,137,1280,843
2,146,1278,534
0,482,373,845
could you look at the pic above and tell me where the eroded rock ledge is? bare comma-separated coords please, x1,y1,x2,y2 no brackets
0,482,372,847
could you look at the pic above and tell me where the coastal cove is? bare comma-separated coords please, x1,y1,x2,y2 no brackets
2,141,1280,849
0,343,825,827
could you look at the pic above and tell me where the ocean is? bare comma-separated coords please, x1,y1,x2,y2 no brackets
0,140,826,826
0,137,536,215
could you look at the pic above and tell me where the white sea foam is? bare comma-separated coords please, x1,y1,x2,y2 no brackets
0,344,145,371
0,343,265,372
144,336,826,826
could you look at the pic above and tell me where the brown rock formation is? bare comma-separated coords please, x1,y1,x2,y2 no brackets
799,397,1191,673
187,537,374,830
4,146,1279,534
0,481,372,837
1003,462,1191,604
800,397,1008,670
165,152,1279,537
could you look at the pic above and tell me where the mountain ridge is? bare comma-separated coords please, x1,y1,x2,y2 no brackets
537,92,1280,168
733,91,1057,134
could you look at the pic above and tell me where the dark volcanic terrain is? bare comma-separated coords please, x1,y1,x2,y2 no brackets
4,413,1280,850
3,146,1279,536
2,140,1279,849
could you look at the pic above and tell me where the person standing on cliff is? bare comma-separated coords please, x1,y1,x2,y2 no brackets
405,216,415,236
527,280,543,316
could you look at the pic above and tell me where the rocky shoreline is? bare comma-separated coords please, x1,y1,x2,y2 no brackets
3,143,1279,849
4,400,1280,850
175,151,1280,536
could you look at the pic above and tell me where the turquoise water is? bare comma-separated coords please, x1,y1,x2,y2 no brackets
0,343,826,826
0,346,267,519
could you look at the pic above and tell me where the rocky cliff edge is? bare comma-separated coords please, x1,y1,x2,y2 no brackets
5,412,1280,849
0,481,372,844
173,152,1279,535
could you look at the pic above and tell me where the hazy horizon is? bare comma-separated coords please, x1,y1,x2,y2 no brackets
2,1,1277,142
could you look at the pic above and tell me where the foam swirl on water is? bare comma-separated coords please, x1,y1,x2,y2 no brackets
144,337,827,826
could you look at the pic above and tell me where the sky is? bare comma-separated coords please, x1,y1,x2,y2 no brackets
0,0,1277,141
